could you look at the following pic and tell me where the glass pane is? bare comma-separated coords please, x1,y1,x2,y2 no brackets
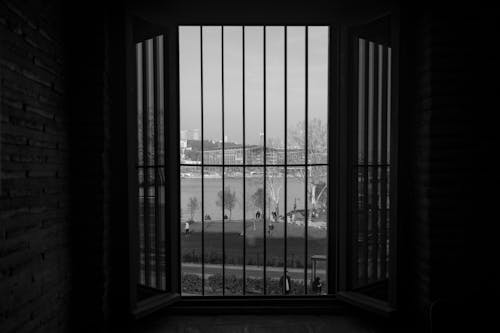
307,166,328,294
245,166,265,294
181,166,203,295
203,166,223,295
224,27,243,164
307,27,328,164
223,167,244,295
287,27,306,165
244,27,264,165
203,27,223,165
265,27,285,165
179,27,202,165
265,166,285,295
286,166,306,295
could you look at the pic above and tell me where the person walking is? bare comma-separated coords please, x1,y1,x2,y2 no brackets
185,221,190,235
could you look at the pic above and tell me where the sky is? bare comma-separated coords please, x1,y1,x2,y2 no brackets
179,26,329,146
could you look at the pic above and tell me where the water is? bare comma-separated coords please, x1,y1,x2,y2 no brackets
180,176,310,222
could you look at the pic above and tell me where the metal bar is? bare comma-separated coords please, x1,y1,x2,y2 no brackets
304,26,309,294
283,26,288,295
242,26,247,295
200,26,205,296
221,26,226,296
351,36,361,290
362,39,370,286
179,163,328,168
142,40,151,287
153,37,161,288
380,45,388,280
371,43,379,283
263,25,267,294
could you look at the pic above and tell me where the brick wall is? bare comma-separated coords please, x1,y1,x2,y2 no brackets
409,7,499,331
0,1,70,332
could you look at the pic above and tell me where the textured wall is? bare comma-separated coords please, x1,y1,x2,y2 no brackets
0,1,70,331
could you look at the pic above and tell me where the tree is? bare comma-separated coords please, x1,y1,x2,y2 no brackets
216,187,238,221
187,197,199,222
289,119,328,214
266,168,284,218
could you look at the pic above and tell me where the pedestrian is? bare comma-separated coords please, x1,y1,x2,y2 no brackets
255,210,261,220
312,277,322,294
279,271,292,294
185,221,190,235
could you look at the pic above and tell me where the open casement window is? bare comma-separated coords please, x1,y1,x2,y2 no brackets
337,15,398,315
129,17,181,316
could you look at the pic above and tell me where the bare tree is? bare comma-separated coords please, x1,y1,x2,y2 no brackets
289,119,328,215
216,187,238,221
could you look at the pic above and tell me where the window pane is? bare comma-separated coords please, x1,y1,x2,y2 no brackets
286,166,306,295
203,27,223,165
308,166,328,294
307,27,328,164
244,27,264,164
203,166,223,295
224,27,243,164
265,27,285,165
223,167,244,295
179,27,202,164
265,166,285,295
245,167,265,294
287,27,306,165
181,166,202,295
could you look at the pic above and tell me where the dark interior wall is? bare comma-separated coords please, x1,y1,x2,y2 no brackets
405,6,500,331
0,0,70,331
2,1,499,332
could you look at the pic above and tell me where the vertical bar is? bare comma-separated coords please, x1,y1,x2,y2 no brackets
351,37,361,289
362,39,370,286
371,43,379,282
304,26,309,294
283,26,288,295
221,26,226,295
142,40,151,286
153,37,161,288
242,26,247,295
200,26,205,295
380,45,388,280
263,26,267,294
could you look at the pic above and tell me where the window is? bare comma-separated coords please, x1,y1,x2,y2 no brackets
128,12,397,315
178,26,329,296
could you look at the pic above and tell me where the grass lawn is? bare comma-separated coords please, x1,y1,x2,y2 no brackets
181,219,327,268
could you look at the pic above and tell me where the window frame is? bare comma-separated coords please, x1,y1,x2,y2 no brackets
123,6,401,317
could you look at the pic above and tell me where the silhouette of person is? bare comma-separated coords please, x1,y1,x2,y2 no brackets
279,271,292,294
255,210,261,220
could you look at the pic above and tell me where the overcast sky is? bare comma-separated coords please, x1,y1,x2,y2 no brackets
179,26,329,146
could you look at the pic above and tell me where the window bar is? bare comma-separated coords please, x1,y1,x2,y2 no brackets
361,40,370,286
153,37,161,288
352,37,361,289
380,45,388,279
200,26,205,295
371,43,379,282
242,26,247,295
136,43,144,285
283,26,288,295
263,26,267,294
221,26,226,296
304,26,309,294
142,40,151,287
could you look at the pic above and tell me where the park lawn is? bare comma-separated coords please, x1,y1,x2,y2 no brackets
181,219,327,268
